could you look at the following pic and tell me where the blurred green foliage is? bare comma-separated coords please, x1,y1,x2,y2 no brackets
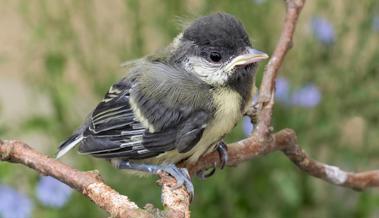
1,0,379,217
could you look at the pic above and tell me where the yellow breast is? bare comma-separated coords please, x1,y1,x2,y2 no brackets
139,87,245,165
185,87,243,163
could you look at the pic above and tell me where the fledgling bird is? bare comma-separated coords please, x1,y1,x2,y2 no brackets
56,13,268,198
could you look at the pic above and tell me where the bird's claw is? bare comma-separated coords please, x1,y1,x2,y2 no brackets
196,163,216,180
246,102,259,125
160,164,194,201
195,141,228,180
216,141,228,169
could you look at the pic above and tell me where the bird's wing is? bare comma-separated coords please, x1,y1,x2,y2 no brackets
78,76,211,160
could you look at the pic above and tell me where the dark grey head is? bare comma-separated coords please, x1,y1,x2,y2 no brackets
170,13,268,86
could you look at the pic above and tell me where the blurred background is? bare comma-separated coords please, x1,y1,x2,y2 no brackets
1,0,379,217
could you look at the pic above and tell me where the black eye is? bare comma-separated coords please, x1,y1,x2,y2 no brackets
209,52,222,63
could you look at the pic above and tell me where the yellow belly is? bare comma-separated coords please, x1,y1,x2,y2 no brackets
141,87,244,165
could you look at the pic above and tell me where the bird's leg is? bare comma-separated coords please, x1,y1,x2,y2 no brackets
196,140,228,179
113,160,194,199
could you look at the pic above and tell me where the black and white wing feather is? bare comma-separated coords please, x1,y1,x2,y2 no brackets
58,74,211,160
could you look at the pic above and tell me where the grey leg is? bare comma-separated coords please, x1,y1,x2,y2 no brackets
114,161,194,199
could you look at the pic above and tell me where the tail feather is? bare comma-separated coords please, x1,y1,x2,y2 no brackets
56,134,83,159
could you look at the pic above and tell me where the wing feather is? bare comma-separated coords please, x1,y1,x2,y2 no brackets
77,68,211,160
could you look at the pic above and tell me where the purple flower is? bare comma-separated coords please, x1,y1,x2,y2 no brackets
243,117,254,136
0,185,33,218
36,176,72,208
275,77,290,104
311,16,335,45
291,84,321,108
373,16,379,32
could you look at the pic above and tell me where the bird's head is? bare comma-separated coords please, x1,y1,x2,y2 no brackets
169,13,269,86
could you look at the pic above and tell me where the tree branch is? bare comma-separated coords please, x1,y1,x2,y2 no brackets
159,173,191,218
278,130,379,190
189,129,379,190
0,140,152,218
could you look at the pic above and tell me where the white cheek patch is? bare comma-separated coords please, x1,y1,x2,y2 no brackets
183,56,229,85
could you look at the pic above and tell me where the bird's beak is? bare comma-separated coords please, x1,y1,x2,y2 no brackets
225,47,269,72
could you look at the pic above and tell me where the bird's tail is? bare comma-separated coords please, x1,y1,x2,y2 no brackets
56,134,84,159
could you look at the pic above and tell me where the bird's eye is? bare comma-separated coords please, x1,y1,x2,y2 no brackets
209,52,222,63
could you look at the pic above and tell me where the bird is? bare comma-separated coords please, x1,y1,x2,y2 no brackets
56,12,268,199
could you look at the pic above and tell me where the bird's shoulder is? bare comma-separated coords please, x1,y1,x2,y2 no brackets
121,58,213,110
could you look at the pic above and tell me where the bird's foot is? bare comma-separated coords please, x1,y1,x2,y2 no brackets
114,160,194,200
247,102,259,125
196,140,228,180
158,164,194,199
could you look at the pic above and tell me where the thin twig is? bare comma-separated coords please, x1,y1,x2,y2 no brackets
189,129,379,191
254,0,306,141
279,130,379,190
